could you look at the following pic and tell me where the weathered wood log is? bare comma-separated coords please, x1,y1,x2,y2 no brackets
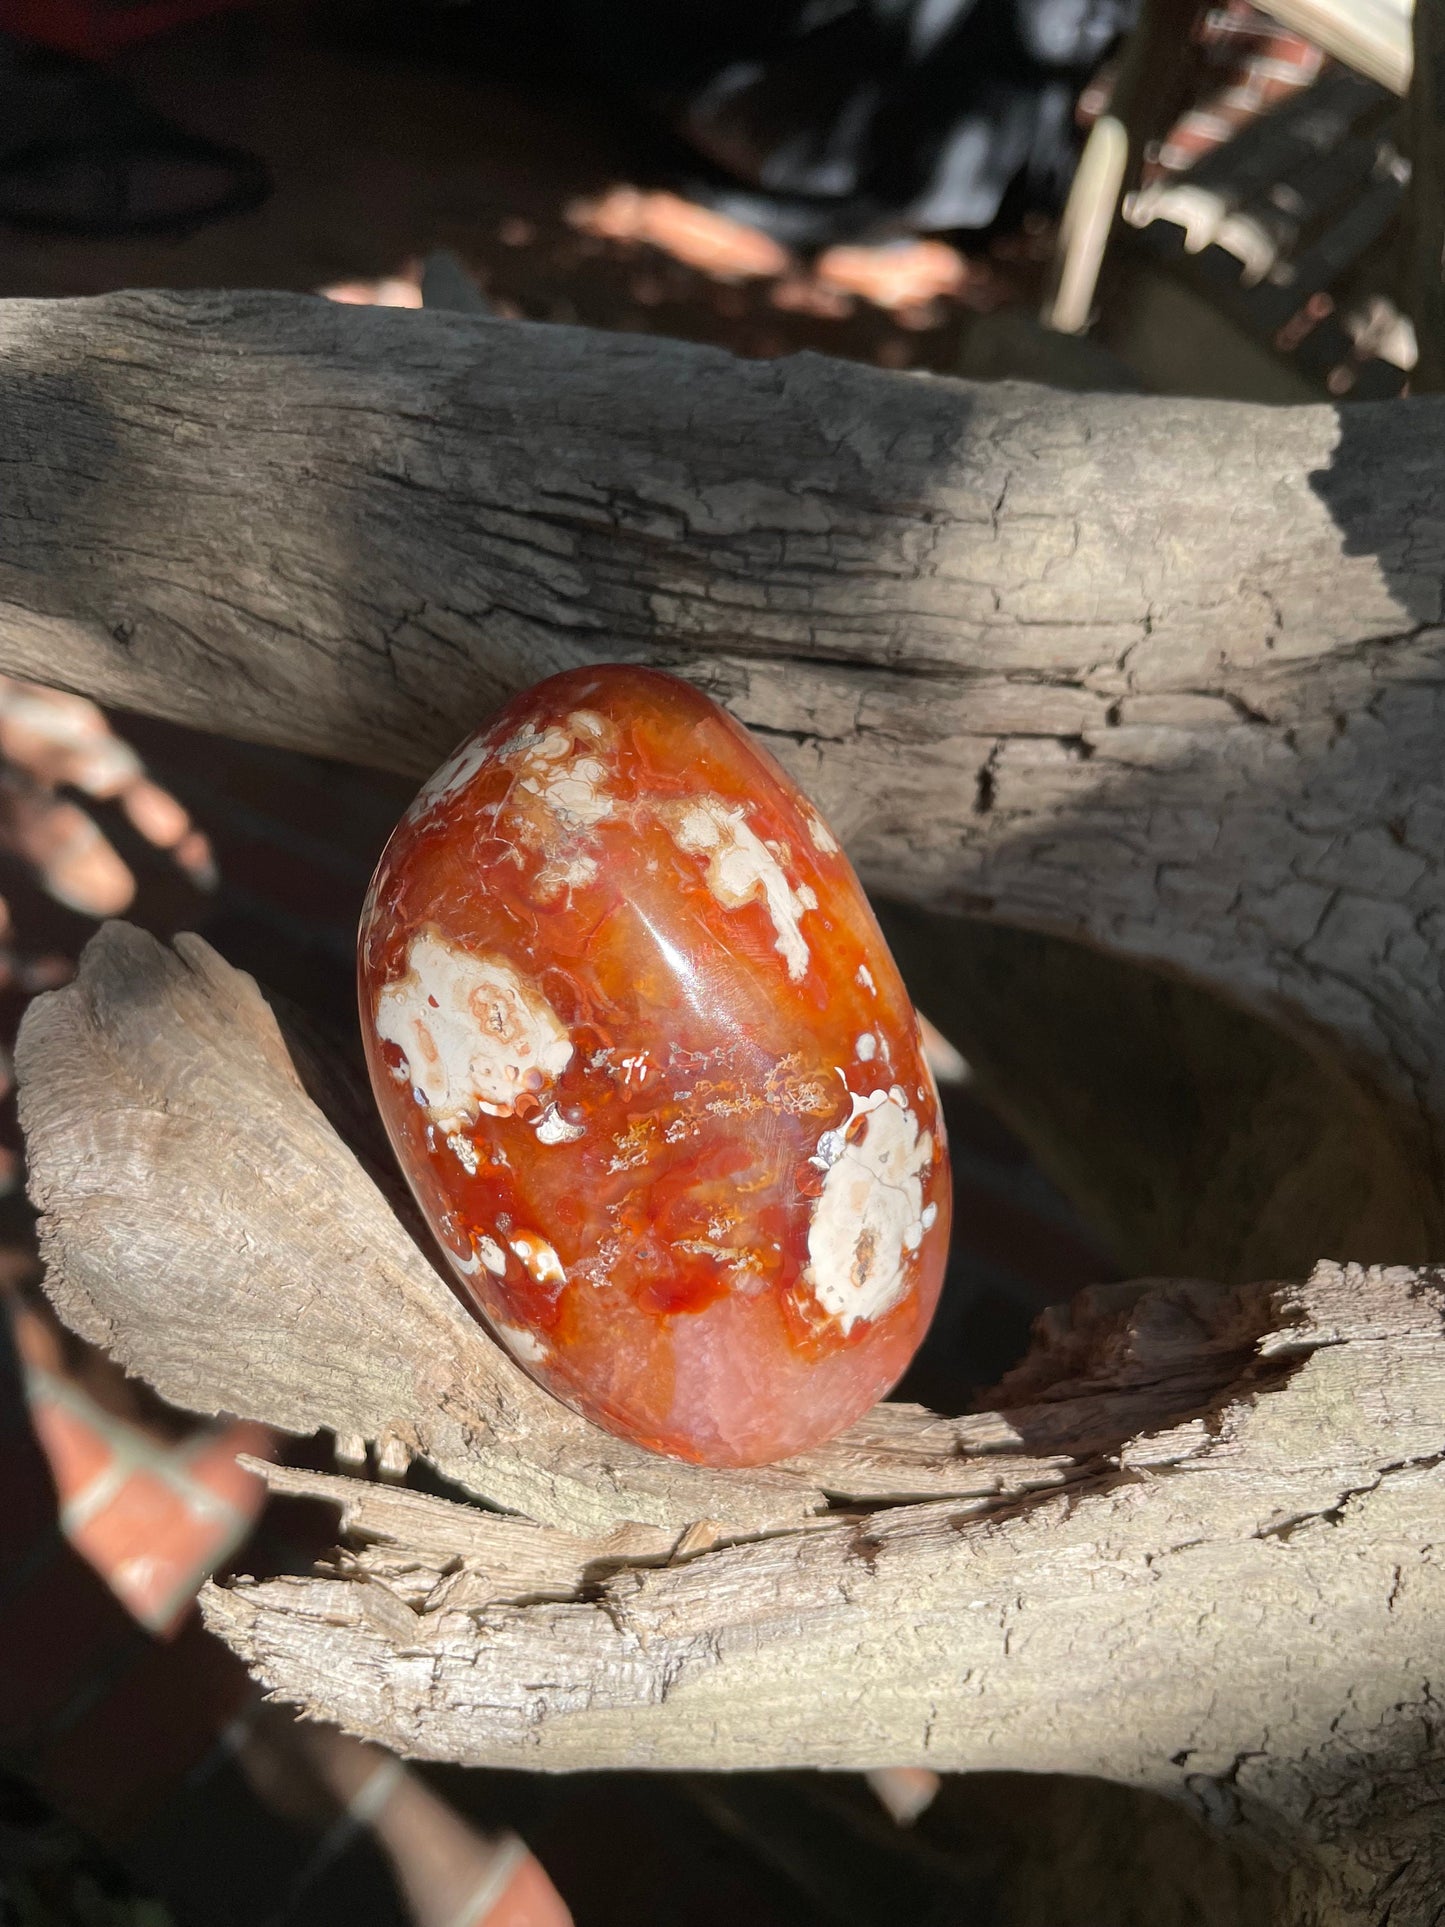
16,924,1445,1924
2,289,1443,1281
14,923,1103,1532
9,291,1445,1919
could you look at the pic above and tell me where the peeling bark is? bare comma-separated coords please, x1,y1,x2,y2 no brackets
15,926,1445,1921
206,1257,1445,1927
14,925,1115,1533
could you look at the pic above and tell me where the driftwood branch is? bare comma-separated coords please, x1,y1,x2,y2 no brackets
10,294,1445,1917
14,924,1096,1533
1,291,1443,1226
15,925,1445,1922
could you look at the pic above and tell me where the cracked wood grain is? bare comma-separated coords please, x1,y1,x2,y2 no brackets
11,291,1445,1920
205,1259,1445,1926
1,291,1444,1243
16,922,1445,1921
12,923,1151,1532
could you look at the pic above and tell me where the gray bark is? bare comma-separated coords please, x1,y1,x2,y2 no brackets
15,925,1445,1923
8,291,1445,1919
1,291,1443,1275
2,289,1445,1279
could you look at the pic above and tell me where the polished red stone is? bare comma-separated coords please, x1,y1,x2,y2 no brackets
359,666,950,1466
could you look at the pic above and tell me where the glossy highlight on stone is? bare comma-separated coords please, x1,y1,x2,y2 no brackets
359,666,951,1466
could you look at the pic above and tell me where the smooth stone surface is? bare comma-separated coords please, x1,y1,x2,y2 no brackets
359,665,950,1465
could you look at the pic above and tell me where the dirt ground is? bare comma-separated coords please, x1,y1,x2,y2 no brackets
0,4,1050,367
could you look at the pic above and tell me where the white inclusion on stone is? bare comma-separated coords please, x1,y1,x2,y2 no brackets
505,714,613,828
535,1104,586,1145
511,1231,567,1288
494,1321,548,1366
662,796,817,982
806,808,840,855
857,964,876,995
806,1086,935,1334
539,853,599,895
856,1032,877,1061
498,711,616,899
446,1130,479,1175
675,1237,738,1263
375,931,573,1132
406,708,615,844
405,733,491,823
476,1235,508,1276
521,749,612,830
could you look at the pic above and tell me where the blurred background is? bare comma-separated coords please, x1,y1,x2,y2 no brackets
0,1,1420,1922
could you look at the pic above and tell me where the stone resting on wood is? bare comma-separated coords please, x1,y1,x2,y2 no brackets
3,289,1445,1924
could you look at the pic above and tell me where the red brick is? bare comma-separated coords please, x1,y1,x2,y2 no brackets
177,1421,276,1521
29,1389,118,1505
477,1851,574,1927
67,1470,238,1634
9,1303,66,1375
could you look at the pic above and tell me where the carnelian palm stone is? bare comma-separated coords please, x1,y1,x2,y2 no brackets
359,666,951,1466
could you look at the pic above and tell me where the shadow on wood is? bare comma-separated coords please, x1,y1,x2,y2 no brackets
13,923,1445,1924
5,290,1445,1923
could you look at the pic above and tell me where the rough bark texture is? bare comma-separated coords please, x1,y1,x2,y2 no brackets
1,290,1443,1257
14,925,1096,1533
9,292,1445,1920
209,1262,1444,1927
16,925,1445,1924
